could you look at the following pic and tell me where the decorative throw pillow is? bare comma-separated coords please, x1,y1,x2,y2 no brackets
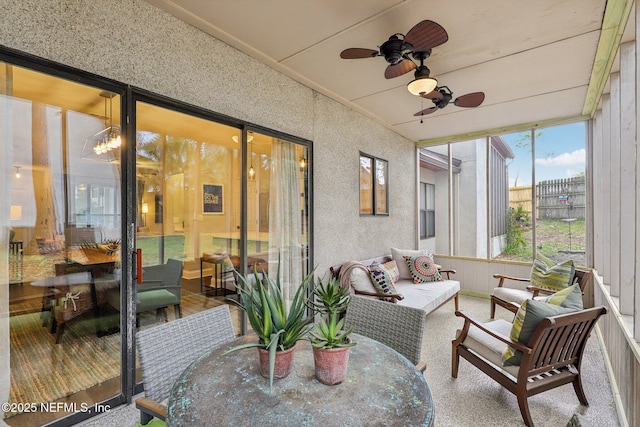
543,284,584,311
403,254,442,283
502,299,574,366
391,248,428,280
371,260,400,283
368,264,398,300
530,253,575,292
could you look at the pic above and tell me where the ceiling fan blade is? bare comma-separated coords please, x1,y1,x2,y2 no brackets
420,89,443,100
340,48,379,59
404,20,449,52
414,107,438,117
384,59,416,79
454,92,485,108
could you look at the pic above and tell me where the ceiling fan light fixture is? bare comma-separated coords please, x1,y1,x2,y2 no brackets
407,76,438,96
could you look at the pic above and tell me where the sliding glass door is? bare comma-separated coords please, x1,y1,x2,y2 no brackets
1,62,123,426
0,56,312,426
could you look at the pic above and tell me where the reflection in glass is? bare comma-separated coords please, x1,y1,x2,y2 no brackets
359,155,373,214
3,63,122,425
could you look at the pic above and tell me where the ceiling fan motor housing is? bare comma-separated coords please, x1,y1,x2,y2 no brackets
380,35,412,64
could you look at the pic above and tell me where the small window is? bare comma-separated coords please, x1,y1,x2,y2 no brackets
420,183,435,239
360,152,388,215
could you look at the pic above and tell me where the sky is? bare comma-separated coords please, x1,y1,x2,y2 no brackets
501,122,586,187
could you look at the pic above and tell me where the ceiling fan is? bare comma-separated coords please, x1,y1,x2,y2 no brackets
340,20,448,80
414,86,485,119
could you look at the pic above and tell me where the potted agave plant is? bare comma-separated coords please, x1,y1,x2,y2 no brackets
225,262,315,392
307,276,356,385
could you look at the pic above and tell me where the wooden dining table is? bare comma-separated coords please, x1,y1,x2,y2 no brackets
167,333,435,426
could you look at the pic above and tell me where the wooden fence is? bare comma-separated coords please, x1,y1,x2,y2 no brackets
509,176,585,219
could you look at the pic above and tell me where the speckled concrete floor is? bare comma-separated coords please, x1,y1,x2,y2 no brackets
78,294,620,427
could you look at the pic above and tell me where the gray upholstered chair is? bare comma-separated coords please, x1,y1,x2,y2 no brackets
136,258,183,321
106,258,183,325
135,304,236,425
344,295,427,372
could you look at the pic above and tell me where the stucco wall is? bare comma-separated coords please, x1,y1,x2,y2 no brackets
0,0,416,276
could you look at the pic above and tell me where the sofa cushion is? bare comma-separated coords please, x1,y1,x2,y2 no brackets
403,254,442,283
530,253,575,292
350,267,377,294
394,279,459,312
391,248,428,280
502,299,574,366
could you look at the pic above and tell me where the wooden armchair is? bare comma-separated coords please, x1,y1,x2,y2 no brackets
136,305,236,425
491,268,593,318
452,306,607,427
344,295,427,372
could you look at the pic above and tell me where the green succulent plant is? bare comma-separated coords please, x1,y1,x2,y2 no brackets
307,275,351,316
225,261,315,391
307,276,356,350
308,312,356,349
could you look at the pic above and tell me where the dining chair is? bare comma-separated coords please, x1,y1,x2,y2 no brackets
106,258,183,326
135,304,236,425
344,295,427,372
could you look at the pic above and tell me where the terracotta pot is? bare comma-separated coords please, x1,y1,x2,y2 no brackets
313,345,351,385
258,344,296,379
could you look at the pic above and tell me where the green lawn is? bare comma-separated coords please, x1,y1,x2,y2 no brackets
498,218,586,265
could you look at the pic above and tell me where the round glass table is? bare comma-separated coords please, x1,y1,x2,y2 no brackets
167,333,434,426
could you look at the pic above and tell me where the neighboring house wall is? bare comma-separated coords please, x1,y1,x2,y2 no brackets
0,0,417,277
419,167,437,254
453,139,488,258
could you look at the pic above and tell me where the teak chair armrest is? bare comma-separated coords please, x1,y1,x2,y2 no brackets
135,397,167,423
439,269,456,279
354,289,404,302
454,310,532,355
524,285,556,297
492,273,531,288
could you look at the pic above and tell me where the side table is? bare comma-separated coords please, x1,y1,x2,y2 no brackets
200,254,236,297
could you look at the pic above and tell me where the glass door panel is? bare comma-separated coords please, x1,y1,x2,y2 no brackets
247,132,310,307
2,63,122,425
133,101,244,383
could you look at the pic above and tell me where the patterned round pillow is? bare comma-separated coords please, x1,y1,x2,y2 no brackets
403,255,442,283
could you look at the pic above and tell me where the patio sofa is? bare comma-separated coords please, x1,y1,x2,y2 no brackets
330,248,459,315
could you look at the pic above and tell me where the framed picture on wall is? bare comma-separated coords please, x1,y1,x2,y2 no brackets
203,184,224,214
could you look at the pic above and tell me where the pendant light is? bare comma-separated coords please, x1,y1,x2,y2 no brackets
248,139,255,180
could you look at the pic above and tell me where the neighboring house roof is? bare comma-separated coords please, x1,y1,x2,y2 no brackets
419,149,462,173
490,136,515,159
419,135,514,173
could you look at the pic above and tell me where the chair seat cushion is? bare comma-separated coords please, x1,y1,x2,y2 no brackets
492,287,535,305
137,289,179,312
459,319,519,378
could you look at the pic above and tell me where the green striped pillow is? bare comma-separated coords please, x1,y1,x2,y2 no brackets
502,299,574,366
530,253,574,292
